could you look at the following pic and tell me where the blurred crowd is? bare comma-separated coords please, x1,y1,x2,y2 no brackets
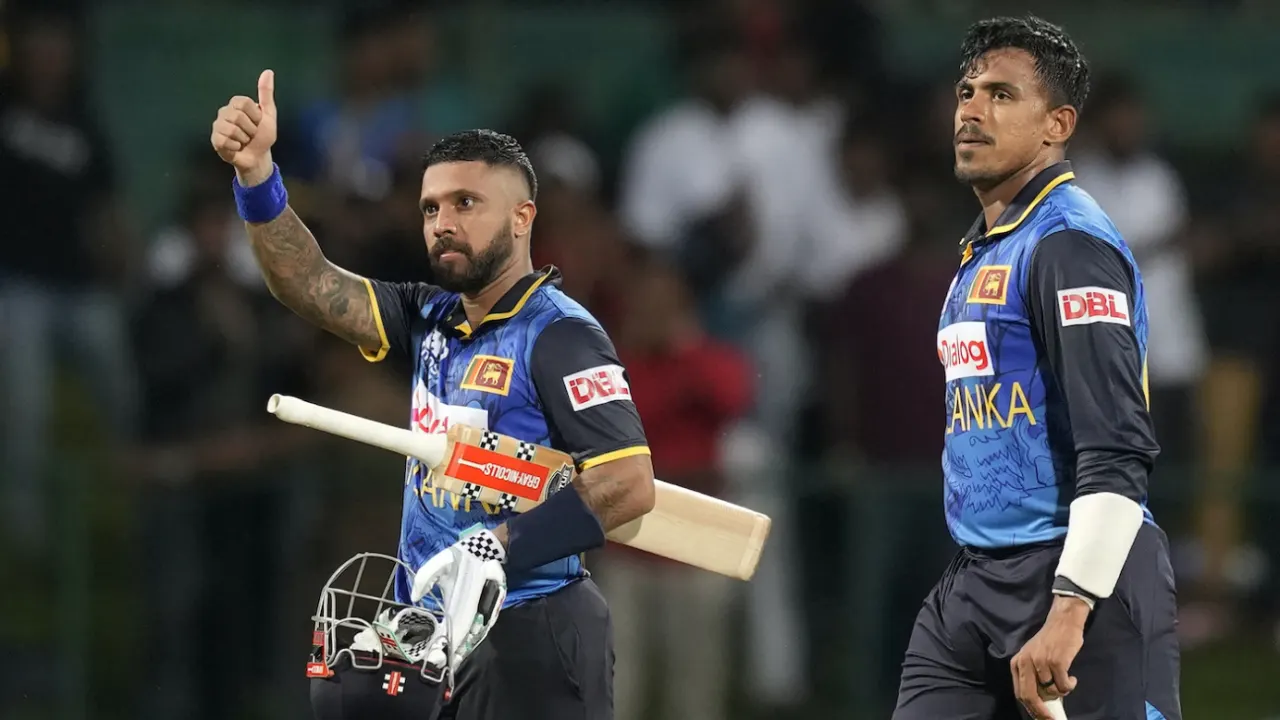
2,0,1280,718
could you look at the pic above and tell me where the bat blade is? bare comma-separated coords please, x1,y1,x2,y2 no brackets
267,394,772,580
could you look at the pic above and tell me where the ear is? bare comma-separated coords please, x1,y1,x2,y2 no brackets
513,199,537,240
1046,104,1078,146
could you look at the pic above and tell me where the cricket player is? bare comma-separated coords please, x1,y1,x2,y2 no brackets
893,17,1180,720
210,70,655,720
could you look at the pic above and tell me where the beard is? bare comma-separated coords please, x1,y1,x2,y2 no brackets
954,157,1019,193
429,220,515,294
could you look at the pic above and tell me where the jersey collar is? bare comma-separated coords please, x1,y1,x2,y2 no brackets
959,161,1076,261
445,266,563,339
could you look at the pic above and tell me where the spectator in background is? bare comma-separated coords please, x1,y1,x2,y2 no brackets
596,255,753,720
1071,73,1207,462
617,27,753,261
800,112,907,302
813,187,960,712
527,176,630,333
1240,97,1280,648
510,80,604,198
322,152,436,287
130,179,312,720
722,31,850,710
514,80,625,326
1188,94,1280,646
279,0,476,210
0,4,137,553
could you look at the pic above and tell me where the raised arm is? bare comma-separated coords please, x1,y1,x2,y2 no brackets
241,205,381,349
210,69,380,350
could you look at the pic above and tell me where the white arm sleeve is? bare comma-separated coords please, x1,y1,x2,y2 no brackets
1054,491,1144,599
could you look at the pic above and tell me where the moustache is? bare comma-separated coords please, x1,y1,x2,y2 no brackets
955,126,994,145
431,237,472,260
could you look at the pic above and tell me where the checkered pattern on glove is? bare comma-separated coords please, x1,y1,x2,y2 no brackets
459,528,507,564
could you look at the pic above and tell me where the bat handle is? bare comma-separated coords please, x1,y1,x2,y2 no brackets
1045,698,1068,720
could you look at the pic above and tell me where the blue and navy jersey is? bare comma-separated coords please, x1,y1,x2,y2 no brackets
360,267,650,606
939,162,1160,549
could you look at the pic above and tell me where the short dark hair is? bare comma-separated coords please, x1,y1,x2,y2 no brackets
422,129,538,201
959,15,1090,113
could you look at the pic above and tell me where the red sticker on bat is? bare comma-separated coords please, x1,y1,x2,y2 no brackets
445,444,550,501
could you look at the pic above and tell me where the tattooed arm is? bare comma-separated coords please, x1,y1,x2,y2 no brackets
211,72,385,353
244,207,383,351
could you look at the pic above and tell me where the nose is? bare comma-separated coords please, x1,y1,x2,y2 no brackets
959,95,986,126
428,208,458,239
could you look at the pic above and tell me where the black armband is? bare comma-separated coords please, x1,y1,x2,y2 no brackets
1052,575,1100,610
504,485,606,574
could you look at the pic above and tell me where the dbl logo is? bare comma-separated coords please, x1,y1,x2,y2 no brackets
1058,287,1130,327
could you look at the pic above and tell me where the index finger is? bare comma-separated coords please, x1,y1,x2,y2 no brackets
229,96,263,124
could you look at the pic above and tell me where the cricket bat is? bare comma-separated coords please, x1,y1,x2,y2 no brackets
267,394,771,580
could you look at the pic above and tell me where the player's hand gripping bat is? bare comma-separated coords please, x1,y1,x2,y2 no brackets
267,395,771,580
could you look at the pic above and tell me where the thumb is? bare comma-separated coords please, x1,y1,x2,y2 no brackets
411,552,455,603
257,69,276,114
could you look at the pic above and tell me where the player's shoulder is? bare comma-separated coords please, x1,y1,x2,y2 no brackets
1035,183,1127,251
524,282,605,334
409,284,459,326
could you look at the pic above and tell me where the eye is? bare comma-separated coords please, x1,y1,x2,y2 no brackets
422,203,438,216
458,196,475,209
995,90,1013,101
958,87,973,101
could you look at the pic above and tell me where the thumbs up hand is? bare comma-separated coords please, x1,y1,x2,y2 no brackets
211,69,279,186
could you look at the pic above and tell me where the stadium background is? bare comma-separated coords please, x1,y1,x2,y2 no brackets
2,0,1280,718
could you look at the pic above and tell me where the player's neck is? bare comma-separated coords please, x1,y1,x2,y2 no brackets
975,155,1062,230
460,258,535,329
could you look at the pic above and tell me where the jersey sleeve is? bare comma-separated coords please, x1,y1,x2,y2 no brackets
530,318,650,470
1025,229,1161,501
361,279,439,362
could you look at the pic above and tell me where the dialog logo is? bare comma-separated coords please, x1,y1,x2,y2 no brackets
937,322,995,381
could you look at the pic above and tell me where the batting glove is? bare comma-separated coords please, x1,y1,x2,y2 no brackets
411,529,508,669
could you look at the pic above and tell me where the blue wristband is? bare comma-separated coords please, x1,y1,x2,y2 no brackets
505,483,605,574
232,163,288,223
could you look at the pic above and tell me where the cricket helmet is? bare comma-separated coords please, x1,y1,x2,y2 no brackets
307,552,452,687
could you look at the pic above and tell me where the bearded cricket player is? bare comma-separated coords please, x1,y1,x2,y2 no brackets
211,70,654,720
892,17,1181,720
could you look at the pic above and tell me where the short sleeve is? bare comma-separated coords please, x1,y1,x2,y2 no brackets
530,318,650,469
361,279,439,362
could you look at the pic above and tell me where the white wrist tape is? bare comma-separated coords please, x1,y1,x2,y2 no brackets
1054,492,1143,599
